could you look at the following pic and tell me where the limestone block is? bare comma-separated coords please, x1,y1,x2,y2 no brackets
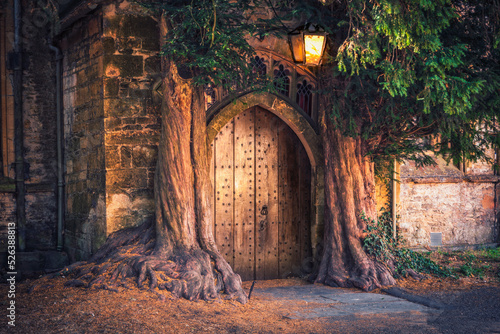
132,145,157,168
106,169,148,190
103,54,143,78
102,37,116,55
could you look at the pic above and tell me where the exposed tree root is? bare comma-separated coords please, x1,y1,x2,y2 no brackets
404,269,426,281
315,252,396,291
59,220,248,304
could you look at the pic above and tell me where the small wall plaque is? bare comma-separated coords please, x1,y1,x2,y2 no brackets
430,232,442,247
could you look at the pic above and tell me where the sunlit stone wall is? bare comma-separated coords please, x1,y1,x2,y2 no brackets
397,155,499,249
62,1,160,261
102,3,160,235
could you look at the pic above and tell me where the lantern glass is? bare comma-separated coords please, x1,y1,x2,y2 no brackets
288,33,304,63
304,33,326,66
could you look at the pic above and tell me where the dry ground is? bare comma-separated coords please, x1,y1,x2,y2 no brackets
1,248,499,333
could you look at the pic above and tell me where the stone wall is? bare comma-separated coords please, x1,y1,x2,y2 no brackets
398,155,499,249
21,0,59,251
466,147,497,175
102,2,160,235
61,2,160,261
62,11,106,261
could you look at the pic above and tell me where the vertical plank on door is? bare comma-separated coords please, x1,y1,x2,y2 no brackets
214,120,234,267
255,107,279,280
281,126,302,277
233,108,255,281
298,142,312,275
278,124,291,277
210,139,215,241
288,127,301,276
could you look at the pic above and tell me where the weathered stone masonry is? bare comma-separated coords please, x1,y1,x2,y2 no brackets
60,2,160,261
102,4,160,236
397,154,499,249
61,10,107,261
22,0,58,252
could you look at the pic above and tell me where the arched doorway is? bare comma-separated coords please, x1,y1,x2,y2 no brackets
210,106,312,281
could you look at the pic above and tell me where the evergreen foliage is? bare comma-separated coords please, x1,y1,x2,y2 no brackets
142,0,499,169
325,0,500,167
362,209,454,278
141,0,268,90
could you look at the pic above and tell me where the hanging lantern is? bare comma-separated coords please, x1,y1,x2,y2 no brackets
288,23,327,66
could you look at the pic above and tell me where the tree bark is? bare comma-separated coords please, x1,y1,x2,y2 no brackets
315,112,395,291
150,56,247,302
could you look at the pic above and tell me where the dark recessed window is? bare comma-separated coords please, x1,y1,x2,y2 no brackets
251,56,266,76
296,80,313,116
273,64,290,97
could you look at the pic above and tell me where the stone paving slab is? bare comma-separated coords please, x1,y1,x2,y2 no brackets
253,284,440,320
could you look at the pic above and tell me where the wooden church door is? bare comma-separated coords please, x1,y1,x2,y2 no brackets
210,106,312,281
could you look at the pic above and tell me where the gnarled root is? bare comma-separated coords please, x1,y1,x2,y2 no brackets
347,261,396,291
60,222,248,304
316,255,396,291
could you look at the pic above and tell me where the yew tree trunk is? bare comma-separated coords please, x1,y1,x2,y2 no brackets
315,113,395,291
150,58,248,302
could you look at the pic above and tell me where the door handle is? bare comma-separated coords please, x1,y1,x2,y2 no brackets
260,205,268,215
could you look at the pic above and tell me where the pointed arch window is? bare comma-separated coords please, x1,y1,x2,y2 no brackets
273,64,290,97
251,56,267,76
296,80,313,116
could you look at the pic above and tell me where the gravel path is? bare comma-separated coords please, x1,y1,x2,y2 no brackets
2,278,499,333
422,287,500,334
255,285,500,333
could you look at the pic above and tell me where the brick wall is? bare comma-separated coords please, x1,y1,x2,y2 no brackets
0,0,59,254
21,0,58,251
0,193,15,252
